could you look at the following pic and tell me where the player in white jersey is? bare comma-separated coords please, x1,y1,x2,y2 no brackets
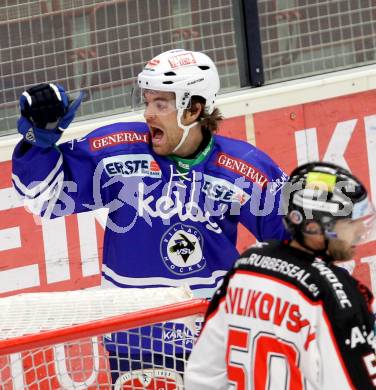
185,161,376,389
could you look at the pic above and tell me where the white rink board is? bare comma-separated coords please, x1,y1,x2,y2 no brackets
1,64,376,162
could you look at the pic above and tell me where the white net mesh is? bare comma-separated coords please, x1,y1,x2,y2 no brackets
0,287,207,389
0,287,194,339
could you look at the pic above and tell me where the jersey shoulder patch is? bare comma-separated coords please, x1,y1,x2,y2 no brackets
211,135,288,193
87,122,150,152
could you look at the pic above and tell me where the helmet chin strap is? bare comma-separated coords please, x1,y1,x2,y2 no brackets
172,108,198,154
296,230,332,262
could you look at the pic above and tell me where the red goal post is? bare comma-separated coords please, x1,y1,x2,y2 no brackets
0,287,209,389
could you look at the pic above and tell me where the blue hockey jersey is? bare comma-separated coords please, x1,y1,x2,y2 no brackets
12,122,288,362
12,121,288,296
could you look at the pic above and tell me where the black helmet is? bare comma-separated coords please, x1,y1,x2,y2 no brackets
283,161,375,245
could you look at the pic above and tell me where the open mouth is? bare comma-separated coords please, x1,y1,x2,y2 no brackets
150,126,164,145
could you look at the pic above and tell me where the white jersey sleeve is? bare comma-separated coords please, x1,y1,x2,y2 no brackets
185,294,228,390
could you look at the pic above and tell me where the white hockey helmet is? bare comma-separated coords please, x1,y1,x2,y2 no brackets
137,49,220,114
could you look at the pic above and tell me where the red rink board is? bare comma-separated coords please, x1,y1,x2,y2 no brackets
254,90,376,290
1,91,376,295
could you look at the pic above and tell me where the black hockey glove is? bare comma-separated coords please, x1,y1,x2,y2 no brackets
18,83,84,148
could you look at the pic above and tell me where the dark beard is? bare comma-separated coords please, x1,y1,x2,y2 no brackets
327,239,353,261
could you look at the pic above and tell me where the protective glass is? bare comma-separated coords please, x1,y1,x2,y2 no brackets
131,86,181,116
330,201,376,245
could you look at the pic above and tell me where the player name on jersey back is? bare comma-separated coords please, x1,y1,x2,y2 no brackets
236,252,320,297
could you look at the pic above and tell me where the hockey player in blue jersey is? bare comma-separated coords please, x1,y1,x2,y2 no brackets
12,49,289,385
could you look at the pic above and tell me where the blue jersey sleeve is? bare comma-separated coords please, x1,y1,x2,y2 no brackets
12,122,150,218
208,135,290,242
239,183,289,241
238,152,290,242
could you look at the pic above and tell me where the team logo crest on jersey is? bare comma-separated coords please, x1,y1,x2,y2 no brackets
160,223,206,275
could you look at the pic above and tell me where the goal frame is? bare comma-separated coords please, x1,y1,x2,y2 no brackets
0,298,209,357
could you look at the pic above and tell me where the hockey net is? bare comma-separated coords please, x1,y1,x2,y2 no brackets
0,287,209,389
